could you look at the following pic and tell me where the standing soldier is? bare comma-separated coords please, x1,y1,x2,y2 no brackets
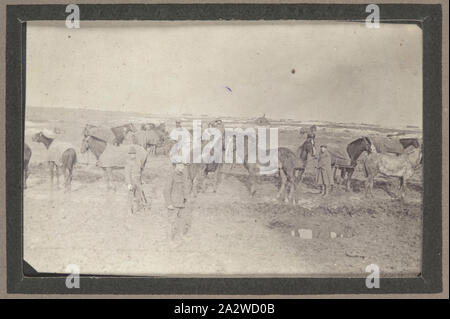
164,163,192,242
125,146,146,213
316,144,334,196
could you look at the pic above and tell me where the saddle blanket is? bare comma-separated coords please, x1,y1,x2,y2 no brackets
87,127,116,144
370,136,404,155
97,144,148,168
47,141,74,166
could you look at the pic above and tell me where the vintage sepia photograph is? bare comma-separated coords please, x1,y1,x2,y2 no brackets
23,20,424,277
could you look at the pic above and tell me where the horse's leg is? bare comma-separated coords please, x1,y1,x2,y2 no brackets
55,165,61,190
276,167,287,200
192,176,198,197
249,171,256,197
399,177,406,210
191,169,199,197
200,169,208,193
62,167,69,192
369,175,375,197
399,176,405,196
340,168,346,185
110,168,117,191
399,176,407,210
346,168,354,192
64,162,73,193
333,166,338,185
364,174,371,197
104,168,111,190
68,166,73,192
297,168,305,184
49,162,54,190
213,166,222,193
288,169,297,204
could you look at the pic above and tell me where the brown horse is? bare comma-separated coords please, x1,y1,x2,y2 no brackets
32,132,77,192
242,135,315,203
24,143,32,189
330,137,373,191
80,136,148,190
183,121,225,196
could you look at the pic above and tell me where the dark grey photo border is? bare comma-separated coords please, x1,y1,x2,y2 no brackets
6,3,442,295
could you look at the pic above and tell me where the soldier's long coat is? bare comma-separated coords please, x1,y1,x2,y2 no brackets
315,149,334,186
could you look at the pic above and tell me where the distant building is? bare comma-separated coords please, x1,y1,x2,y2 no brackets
255,114,270,126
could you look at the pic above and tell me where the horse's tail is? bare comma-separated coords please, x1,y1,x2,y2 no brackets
62,148,77,172
141,147,149,169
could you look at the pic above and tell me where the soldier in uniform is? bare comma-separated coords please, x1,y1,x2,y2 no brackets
164,163,192,242
125,146,146,213
316,144,334,196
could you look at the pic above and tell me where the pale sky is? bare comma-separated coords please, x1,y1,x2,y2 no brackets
26,21,422,127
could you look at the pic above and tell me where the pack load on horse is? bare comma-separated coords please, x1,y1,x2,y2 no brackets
132,121,170,155
80,135,148,190
83,123,137,146
141,123,156,131
132,129,162,155
31,131,77,192
369,136,406,155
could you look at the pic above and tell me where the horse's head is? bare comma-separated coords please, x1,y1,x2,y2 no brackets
362,136,372,153
127,123,138,133
347,137,372,165
80,136,91,154
31,131,43,143
83,124,96,137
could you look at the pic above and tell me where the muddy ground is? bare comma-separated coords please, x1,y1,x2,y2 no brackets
23,107,422,276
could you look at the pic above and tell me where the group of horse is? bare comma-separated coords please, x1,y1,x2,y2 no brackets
24,120,423,207
182,130,422,206
23,122,169,192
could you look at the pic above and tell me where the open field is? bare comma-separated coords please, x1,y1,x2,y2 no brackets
24,107,423,276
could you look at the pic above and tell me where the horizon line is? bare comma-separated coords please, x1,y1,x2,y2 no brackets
25,105,423,130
